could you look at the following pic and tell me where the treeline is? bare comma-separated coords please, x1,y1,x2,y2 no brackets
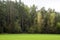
0,0,60,34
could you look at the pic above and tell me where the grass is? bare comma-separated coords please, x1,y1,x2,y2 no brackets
0,34,60,40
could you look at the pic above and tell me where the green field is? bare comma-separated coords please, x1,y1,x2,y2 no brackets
0,34,60,40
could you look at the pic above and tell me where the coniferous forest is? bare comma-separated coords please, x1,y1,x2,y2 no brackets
0,0,60,34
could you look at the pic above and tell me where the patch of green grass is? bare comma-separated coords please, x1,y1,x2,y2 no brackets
0,34,60,40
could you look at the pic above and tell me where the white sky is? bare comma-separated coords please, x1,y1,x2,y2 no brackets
12,0,60,12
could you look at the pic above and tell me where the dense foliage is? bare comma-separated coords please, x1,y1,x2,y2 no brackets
0,0,60,34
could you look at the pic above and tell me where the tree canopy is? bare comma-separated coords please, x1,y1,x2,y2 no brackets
0,0,60,34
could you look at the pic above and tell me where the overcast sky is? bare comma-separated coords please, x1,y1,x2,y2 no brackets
12,0,60,12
